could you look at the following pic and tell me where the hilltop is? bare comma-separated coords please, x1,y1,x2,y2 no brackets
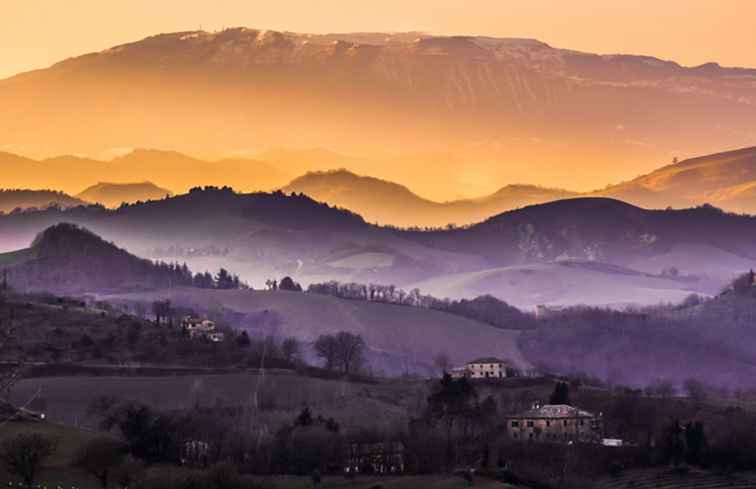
283,169,575,227
0,189,85,213
76,181,172,207
1,223,199,294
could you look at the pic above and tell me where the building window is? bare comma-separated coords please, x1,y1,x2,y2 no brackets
527,421,534,428
546,420,550,427
511,421,519,427
563,420,568,427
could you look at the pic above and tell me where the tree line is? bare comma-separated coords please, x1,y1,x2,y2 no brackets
306,280,530,329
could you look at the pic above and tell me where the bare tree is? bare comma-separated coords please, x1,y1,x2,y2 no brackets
433,352,452,375
281,337,301,364
0,433,57,488
334,332,365,375
314,335,339,371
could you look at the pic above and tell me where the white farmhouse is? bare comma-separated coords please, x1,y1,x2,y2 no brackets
466,357,511,379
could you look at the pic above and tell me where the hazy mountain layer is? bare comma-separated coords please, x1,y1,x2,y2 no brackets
0,149,291,195
77,181,173,208
2,29,755,194
283,169,576,227
1,190,754,307
0,189,84,213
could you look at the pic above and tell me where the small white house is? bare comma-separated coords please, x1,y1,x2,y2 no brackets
181,317,223,342
466,357,511,379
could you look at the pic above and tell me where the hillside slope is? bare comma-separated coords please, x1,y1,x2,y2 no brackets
3,223,198,294
598,146,756,212
102,287,530,375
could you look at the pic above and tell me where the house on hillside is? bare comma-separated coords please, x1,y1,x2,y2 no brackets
505,404,603,443
344,441,405,475
181,316,224,342
466,357,513,379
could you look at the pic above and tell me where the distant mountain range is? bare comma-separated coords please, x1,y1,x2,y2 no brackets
0,149,291,196
2,188,754,308
283,169,576,227
76,182,172,208
2,28,755,194
6,145,756,226
284,146,756,226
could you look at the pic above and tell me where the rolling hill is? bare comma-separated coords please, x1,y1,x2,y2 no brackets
101,287,530,375
76,181,173,207
1,29,755,195
0,149,291,196
597,146,756,212
283,169,576,227
406,261,699,309
1,190,754,307
0,189,85,213
1,222,199,294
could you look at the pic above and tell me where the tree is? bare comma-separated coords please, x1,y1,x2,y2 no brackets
279,276,302,292
685,421,708,466
0,433,57,488
549,382,571,405
334,332,365,375
281,337,301,364
427,373,478,468
151,300,171,326
683,378,708,403
433,352,452,375
74,437,127,489
314,334,339,371
236,331,251,348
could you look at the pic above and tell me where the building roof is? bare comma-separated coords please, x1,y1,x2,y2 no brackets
506,404,597,419
467,357,510,365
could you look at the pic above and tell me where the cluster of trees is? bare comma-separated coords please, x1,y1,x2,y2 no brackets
265,276,303,292
307,281,530,329
314,332,366,375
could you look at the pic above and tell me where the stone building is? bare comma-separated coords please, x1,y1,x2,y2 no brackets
505,404,603,443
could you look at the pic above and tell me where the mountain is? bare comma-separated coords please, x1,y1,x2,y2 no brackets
1,190,755,307
1,223,198,294
77,181,173,208
0,189,85,213
2,29,755,194
282,169,576,227
596,146,756,212
0,149,291,195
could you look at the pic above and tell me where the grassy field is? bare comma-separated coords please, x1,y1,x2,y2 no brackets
406,261,698,309
0,420,101,488
10,372,427,431
102,288,532,373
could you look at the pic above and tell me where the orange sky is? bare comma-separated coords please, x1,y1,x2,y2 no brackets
2,0,756,79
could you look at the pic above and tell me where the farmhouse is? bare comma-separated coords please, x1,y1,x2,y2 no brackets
181,316,224,342
505,404,603,443
466,357,512,379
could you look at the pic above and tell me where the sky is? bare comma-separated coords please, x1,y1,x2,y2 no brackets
2,0,756,79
